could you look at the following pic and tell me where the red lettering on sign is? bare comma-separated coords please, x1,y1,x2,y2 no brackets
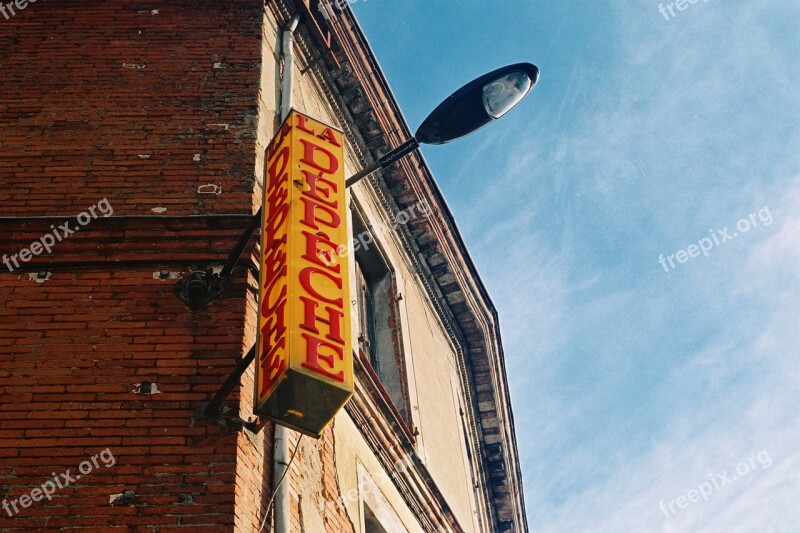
258,141,292,398
300,139,340,174
299,266,344,307
301,230,341,274
301,196,341,232
301,332,345,382
300,296,345,344
317,127,341,147
302,169,338,207
296,114,342,148
260,337,287,395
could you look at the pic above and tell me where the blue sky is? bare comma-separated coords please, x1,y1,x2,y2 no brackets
352,0,800,531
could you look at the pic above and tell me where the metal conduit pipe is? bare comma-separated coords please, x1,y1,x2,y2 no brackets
273,12,301,533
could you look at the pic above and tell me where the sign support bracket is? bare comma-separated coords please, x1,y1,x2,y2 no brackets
201,344,257,421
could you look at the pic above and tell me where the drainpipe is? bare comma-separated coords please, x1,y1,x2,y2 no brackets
272,426,291,533
280,14,301,120
273,13,301,533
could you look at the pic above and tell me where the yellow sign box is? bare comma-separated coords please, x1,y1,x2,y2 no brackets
254,110,353,438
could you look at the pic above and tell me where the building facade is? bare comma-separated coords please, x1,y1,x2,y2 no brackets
0,1,527,531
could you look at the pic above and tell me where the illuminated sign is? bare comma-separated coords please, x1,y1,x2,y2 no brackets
254,110,353,437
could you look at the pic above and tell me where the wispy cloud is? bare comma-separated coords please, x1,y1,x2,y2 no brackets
529,175,800,532
465,1,800,531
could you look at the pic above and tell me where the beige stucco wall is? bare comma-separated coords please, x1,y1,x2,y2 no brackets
397,281,480,533
259,8,482,531
347,187,481,532
333,413,426,533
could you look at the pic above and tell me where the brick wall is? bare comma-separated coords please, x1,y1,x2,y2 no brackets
0,0,270,530
0,268,248,531
1,1,364,531
0,0,264,216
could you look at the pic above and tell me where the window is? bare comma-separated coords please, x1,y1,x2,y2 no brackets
352,211,410,423
357,462,408,533
363,504,390,533
355,259,380,372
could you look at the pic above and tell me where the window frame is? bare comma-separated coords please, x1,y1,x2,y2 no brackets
350,205,414,427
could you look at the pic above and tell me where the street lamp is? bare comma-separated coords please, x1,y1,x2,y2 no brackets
345,62,540,187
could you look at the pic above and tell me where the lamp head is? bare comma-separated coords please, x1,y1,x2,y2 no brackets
415,62,540,145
